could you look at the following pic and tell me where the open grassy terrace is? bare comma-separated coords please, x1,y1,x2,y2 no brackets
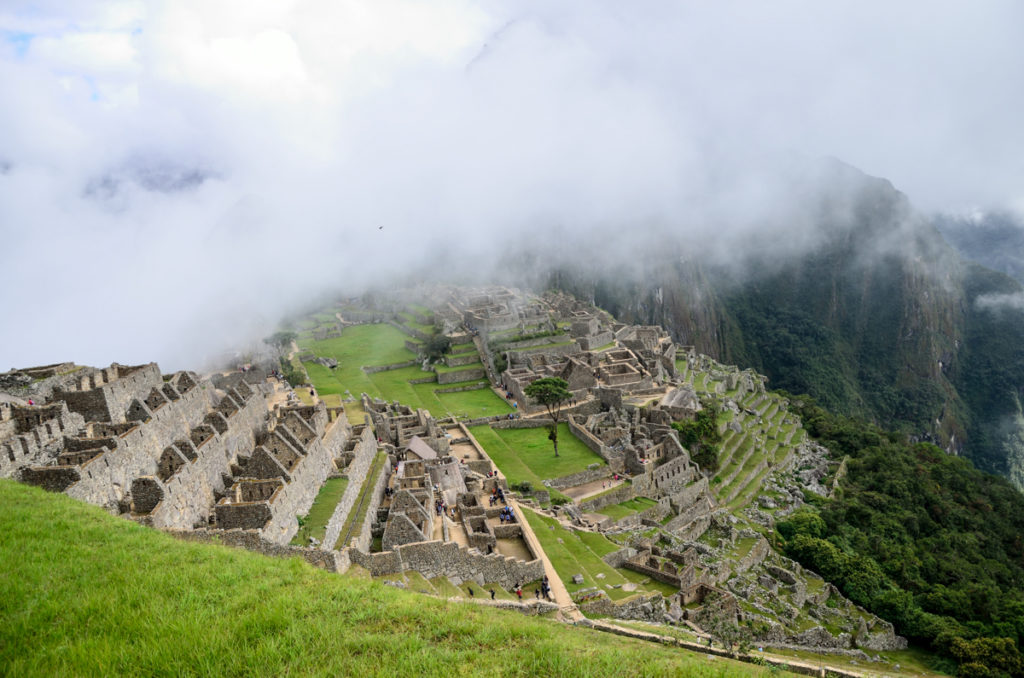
290,476,349,546
0,480,776,677
300,324,510,419
595,496,658,522
468,423,604,491
521,507,679,600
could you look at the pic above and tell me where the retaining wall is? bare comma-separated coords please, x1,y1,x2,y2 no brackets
322,427,378,549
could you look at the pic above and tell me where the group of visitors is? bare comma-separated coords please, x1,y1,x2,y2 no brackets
489,485,506,506
498,506,515,523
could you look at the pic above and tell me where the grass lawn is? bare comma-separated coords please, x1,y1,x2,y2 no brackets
521,508,677,600
595,497,658,522
0,480,776,678
483,423,605,482
290,477,349,546
300,324,509,419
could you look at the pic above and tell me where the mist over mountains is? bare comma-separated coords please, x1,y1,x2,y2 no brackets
2,3,1024,482
535,163,1024,487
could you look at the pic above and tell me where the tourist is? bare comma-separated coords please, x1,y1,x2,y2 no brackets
516,586,522,600
490,589,496,600
468,587,474,597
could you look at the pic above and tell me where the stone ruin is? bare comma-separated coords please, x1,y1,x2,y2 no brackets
0,361,354,545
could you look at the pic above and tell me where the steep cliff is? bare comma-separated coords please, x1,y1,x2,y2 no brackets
545,164,1024,485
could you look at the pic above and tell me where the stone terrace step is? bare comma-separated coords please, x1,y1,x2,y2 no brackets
718,439,768,503
727,444,795,511
716,432,754,481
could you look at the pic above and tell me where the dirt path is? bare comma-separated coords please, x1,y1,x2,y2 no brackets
562,476,624,500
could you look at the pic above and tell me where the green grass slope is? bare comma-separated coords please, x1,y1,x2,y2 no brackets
0,480,771,677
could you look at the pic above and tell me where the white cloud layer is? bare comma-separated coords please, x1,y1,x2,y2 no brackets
2,1,1023,369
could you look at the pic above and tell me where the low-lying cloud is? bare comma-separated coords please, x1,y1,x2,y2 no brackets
2,1,1023,370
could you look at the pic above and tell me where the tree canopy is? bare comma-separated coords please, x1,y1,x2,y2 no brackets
524,377,572,457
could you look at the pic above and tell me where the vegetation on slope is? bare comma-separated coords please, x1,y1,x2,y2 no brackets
952,264,1024,481
0,480,772,677
776,395,1024,677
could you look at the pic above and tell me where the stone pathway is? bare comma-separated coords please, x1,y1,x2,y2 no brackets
508,494,582,621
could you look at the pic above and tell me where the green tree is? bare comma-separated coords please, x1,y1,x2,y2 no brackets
671,401,722,473
265,330,298,351
524,377,572,457
424,335,451,362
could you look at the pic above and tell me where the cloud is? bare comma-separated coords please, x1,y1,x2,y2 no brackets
976,292,1024,314
1,1,1023,370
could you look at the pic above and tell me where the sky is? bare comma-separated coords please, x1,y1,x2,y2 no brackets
2,1,1023,370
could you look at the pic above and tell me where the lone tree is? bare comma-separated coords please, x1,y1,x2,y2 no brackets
523,376,572,457
264,330,297,352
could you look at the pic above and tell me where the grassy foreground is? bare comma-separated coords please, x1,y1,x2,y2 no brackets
0,480,772,677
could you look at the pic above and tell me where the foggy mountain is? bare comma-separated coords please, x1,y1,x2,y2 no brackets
2,3,1024,482
539,162,1024,487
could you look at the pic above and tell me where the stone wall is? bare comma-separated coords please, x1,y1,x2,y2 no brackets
507,342,581,363
1,405,85,478
444,353,481,367
351,456,390,552
567,416,623,471
259,411,348,545
436,367,486,385
490,418,552,430
577,331,614,351
602,546,639,569
140,389,269,530
169,528,346,572
580,483,637,513
347,540,544,590
579,592,667,622
545,465,609,490
434,382,488,394
735,536,771,574
65,379,212,511
363,360,419,374
55,363,163,424
322,426,377,549
668,477,710,512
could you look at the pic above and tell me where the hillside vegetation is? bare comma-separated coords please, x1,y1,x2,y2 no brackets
777,396,1024,677
0,480,770,677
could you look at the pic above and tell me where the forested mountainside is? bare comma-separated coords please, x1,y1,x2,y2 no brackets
780,395,1024,677
546,165,1024,487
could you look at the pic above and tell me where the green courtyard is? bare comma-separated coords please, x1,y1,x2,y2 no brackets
298,324,511,419
468,423,606,493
